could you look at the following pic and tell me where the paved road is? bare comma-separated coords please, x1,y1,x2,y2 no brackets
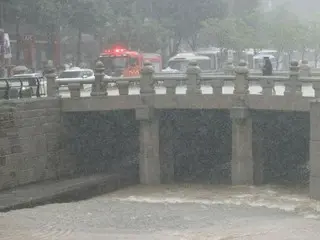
1,184,320,239
59,83,315,98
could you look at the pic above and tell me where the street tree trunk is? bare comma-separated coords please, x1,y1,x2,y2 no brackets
15,17,21,64
76,28,82,66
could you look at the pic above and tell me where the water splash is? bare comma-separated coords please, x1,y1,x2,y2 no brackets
107,184,320,219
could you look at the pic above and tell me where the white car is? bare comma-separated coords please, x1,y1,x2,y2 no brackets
56,68,95,91
57,68,94,81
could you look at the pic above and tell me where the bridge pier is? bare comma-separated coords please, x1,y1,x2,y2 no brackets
160,119,175,183
136,107,160,184
310,100,320,199
230,107,253,185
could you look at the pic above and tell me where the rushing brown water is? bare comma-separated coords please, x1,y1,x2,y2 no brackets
1,184,320,239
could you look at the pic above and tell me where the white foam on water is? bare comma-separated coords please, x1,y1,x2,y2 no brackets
106,184,320,219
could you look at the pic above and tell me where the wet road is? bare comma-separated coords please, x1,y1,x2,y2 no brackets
1,184,320,239
59,83,315,98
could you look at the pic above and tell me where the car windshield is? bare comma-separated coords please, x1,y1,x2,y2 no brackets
58,71,82,78
100,56,128,69
168,60,189,71
168,59,210,71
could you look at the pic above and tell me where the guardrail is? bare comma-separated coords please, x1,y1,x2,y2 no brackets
0,76,46,100
47,60,320,99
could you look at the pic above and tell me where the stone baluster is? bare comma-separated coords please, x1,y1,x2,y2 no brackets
140,61,155,95
313,82,320,98
260,77,274,96
186,61,201,94
117,80,130,95
211,78,224,95
300,60,311,77
284,61,302,96
233,61,249,101
68,83,81,98
44,60,58,97
223,60,235,75
164,80,177,95
91,61,106,96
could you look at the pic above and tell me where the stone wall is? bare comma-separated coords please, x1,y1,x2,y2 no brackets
0,98,69,190
159,110,232,183
62,110,139,177
159,109,309,185
253,110,310,184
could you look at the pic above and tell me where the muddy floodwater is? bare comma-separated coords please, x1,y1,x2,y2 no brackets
1,184,320,239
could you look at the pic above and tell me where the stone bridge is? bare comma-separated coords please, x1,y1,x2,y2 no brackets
1,60,320,201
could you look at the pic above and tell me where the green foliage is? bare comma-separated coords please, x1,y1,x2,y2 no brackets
9,0,320,61
228,0,260,18
306,14,320,52
199,17,255,51
263,7,304,53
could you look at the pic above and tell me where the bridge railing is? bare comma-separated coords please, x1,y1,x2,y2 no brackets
45,60,320,98
0,76,45,100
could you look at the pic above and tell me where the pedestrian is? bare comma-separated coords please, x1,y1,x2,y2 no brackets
262,57,273,76
262,56,275,94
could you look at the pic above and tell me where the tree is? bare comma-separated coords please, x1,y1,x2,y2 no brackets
227,0,260,18
306,15,320,67
149,0,227,54
6,0,39,63
199,17,255,51
64,0,112,65
35,0,69,63
263,7,303,68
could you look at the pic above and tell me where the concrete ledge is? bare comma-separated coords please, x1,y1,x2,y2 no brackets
0,173,138,212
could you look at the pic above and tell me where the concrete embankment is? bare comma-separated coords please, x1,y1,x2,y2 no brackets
0,173,138,212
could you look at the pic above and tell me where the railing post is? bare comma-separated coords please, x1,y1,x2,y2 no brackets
186,61,201,94
91,61,106,96
284,61,302,96
68,83,81,98
300,60,311,77
44,60,58,97
140,61,155,95
233,60,249,99
140,61,155,106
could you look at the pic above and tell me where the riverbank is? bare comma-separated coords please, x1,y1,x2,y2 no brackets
0,173,138,212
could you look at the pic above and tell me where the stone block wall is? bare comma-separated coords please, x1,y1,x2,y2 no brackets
61,110,139,177
0,98,72,190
